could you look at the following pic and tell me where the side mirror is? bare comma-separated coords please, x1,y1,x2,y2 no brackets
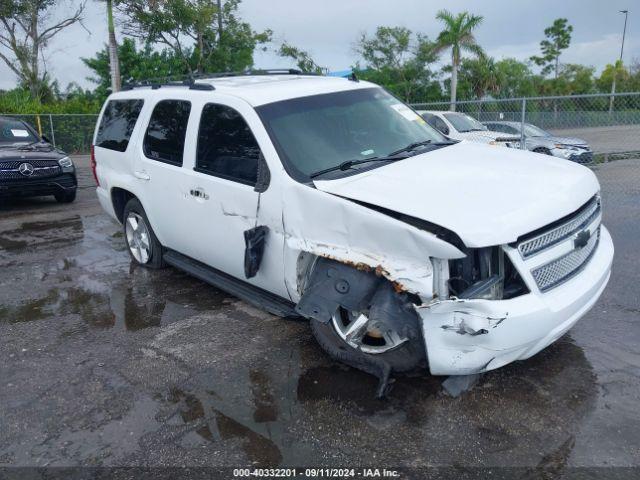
41,135,51,144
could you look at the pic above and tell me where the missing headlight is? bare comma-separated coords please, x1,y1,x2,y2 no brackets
448,246,528,300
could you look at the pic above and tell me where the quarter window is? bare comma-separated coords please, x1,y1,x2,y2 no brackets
95,99,144,152
143,100,191,166
196,104,261,185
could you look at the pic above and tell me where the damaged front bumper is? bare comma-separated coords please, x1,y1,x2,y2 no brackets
417,225,614,376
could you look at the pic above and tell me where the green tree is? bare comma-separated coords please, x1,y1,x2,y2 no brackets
530,18,573,80
117,0,271,74
596,60,630,92
494,58,537,98
456,56,499,99
557,63,595,94
277,42,324,74
83,38,187,100
434,10,485,109
0,0,87,100
355,26,441,102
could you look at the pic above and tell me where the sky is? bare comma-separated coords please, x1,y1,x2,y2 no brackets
0,0,637,91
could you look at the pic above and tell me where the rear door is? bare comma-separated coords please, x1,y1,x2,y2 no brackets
133,97,195,251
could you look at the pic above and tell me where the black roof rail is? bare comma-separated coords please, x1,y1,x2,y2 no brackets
120,68,332,91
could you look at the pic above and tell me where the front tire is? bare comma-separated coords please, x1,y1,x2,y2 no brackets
123,198,164,269
310,307,425,373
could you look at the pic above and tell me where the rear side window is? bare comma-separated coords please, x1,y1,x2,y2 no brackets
143,100,191,166
95,99,144,152
195,104,261,185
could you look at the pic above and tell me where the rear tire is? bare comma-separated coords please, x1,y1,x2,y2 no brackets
122,198,164,269
54,189,76,203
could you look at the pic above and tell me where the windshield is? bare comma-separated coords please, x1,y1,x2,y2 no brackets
256,88,448,181
524,123,551,137
443,113,487,133
0,118,39,145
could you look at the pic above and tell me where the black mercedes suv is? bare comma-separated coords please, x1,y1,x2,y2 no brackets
0,116,77,203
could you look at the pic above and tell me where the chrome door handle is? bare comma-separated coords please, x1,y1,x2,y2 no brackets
134,170,150,181
189,188,209,200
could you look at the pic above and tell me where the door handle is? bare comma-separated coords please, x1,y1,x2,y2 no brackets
189,188,209,200
134,170,150,181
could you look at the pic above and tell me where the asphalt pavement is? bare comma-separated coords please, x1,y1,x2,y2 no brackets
0,156,639,475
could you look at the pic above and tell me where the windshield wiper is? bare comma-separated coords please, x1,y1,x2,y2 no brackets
388,139,455,156
309,154,408,179
17,140,43,150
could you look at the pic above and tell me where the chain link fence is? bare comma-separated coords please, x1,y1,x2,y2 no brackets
410,91,640,231
410,92,640,163
0,114,98,155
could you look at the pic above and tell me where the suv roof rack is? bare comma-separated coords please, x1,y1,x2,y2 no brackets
121,68,323,91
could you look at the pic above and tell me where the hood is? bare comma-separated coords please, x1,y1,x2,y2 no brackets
549,136,589,147
314,141,599,247
0,146,65,162
458,130,519,143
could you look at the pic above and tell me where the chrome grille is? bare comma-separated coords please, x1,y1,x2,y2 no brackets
531,227,600,292
0,160,61,180
518,196,600,258
0,159,60,169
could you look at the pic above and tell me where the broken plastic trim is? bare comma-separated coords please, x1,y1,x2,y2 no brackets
448,246,528,300
295,257,382,322
298,258,423,397
457,274,504,299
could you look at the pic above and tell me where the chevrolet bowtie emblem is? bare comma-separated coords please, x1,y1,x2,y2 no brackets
574,230,591,249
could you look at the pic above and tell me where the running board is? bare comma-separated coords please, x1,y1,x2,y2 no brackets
163,249,298,318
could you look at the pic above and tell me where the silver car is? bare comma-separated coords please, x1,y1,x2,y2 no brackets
483,121,593,164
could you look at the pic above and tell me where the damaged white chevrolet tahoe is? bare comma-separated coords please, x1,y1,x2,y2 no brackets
93,71,614,395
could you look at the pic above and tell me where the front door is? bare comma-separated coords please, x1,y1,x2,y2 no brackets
175,98,286,297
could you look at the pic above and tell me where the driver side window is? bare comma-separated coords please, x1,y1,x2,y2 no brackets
195,103,262,186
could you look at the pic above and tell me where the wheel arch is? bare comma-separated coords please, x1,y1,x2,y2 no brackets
111,187,137,224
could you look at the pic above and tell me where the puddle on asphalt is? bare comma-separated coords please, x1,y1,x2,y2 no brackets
163,336,598,467
0,269,233,331
0,213,233,330
170,387,283,465
0,216,84,254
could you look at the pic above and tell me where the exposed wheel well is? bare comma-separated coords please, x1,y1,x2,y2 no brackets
111,188,136,223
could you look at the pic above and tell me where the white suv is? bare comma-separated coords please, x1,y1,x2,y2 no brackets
93,72,613,395
419,110,521,147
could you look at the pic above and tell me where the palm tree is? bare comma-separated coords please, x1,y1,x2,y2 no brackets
435,10,485,110
106,0,121,92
